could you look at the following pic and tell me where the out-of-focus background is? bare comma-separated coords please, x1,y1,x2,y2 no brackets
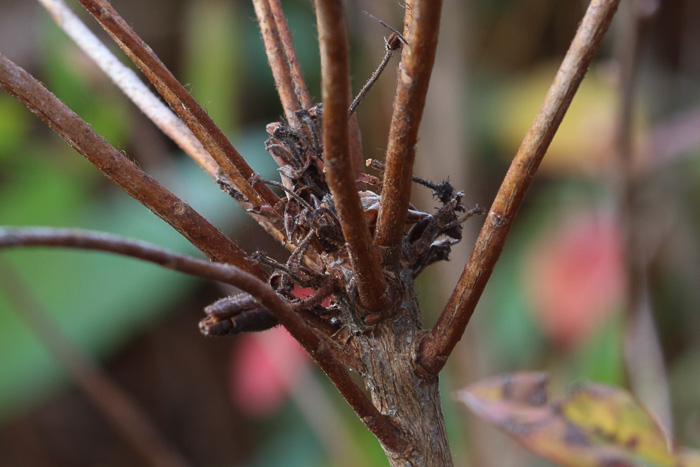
1,0,699,465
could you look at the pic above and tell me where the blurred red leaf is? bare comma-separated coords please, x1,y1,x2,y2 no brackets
457,372,700,467
523,211,624,349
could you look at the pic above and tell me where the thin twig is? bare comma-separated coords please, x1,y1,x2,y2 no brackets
77,0,280,212
0,53,261,276
0,258,190,467
314,0,389,313
363,11,408,45
415,0,621,377
257,177,315,212
368,158,454,196
268,0,313,110
37,0,218,178
0,227,407,454
349,34,402,117
39,0,287,251
374,0,443,266
252,0,302,125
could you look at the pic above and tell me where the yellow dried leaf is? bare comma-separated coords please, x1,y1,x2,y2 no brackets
457,372,697,467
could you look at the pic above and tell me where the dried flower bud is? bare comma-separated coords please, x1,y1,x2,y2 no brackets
200,294,278,336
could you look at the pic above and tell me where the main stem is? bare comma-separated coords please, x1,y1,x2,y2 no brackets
350,272,453,466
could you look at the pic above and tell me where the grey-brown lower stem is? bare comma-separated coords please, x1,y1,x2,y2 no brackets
354,270,453,466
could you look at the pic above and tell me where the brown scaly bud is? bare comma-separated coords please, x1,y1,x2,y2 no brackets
199,294,278,336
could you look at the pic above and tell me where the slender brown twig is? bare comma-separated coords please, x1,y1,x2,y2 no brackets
37,0,219,178
349,33,402,117
77,0,280,212
253,0,302,125
0,258,190,467
415,0,621,377
40,0,287,250
0,227,407,454
0,53,263,276
314,0,389,313
363,11,408,45
268,0,313,111
374,0,443,266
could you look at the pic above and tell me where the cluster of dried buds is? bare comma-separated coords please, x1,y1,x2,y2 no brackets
200,106,482,338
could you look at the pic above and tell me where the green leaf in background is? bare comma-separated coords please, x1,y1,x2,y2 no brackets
0,95,30,157
457,372,700,467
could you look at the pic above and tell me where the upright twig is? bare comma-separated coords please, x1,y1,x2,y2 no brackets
614,0,672,437
314,0,389,313
416,0,621,376
77,0,280,211
37,0,218,178
268,0,313,110
0,227,407,454
252,0,302,125
0,259,190,467
349,33,402,117
0,53,261,276
374,0,443,266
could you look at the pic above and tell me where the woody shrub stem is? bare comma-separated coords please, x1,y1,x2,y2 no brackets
314,0,389,313
78,0,281,212
416,0,621,376
375,0,443,266
0,227,407,454
0,53,261,276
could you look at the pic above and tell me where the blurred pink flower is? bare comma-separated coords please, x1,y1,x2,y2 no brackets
523,211,625,349
228,286,320,417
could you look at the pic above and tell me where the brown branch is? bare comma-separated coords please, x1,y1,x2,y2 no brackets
402,1,416,48
314,0,389,313
415,0,621,377
268,0,313,111
0,258,190,467
374,0,443,266
254,0,368,179
0,227,407,453
0,53,261,276
38,0,219,179
40,0,287,251
77,0,280,212
252,0,302,125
